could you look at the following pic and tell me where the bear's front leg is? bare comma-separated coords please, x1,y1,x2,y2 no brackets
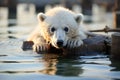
66,38,83,48
32,37,48,52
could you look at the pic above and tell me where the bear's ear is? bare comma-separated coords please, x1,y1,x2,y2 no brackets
37,13,46,22
75,14,83,24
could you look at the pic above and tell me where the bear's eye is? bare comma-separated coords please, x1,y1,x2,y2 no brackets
64,27,69,32
50,27,56,32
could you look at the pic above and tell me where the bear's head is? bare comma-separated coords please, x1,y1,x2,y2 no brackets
37,7,83,49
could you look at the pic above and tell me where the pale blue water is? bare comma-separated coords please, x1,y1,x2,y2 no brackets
0,23,120,80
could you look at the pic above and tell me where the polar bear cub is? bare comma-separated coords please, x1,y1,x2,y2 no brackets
27,7,88,52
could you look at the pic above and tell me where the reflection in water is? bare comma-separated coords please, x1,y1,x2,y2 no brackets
35,53,84,76
56,59,83,76
38,53,61,75
39,58,58,75
39,53,84,76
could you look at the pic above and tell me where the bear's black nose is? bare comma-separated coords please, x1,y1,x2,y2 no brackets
57,40,63,47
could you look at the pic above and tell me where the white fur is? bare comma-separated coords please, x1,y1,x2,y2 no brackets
27,7,88,52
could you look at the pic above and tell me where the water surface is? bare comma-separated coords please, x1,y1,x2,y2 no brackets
0,42,120,80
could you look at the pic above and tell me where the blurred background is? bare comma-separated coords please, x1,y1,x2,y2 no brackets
0,0,119,40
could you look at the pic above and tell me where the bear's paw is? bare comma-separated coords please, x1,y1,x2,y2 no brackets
67,39,83,48
33,43,47,52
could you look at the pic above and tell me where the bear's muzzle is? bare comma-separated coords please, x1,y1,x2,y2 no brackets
56,40,64,48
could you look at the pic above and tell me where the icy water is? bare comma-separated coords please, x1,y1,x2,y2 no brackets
0,22,120,80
